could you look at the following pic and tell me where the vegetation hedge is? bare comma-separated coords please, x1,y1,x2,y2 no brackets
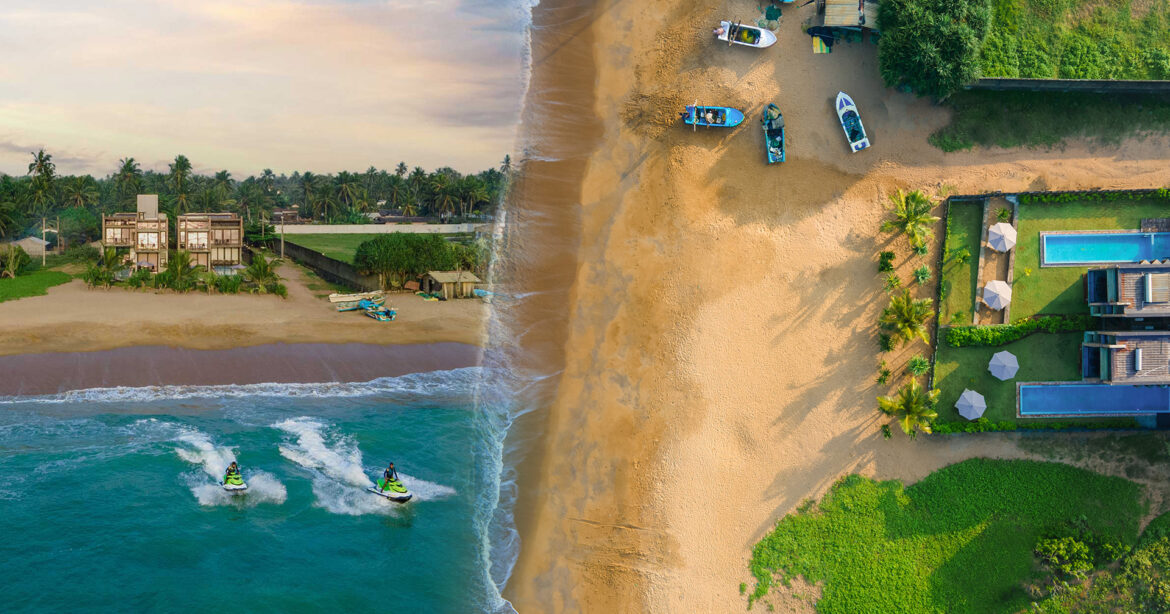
944,314,1093,347
933,417,1139,434
1019,188,1170,205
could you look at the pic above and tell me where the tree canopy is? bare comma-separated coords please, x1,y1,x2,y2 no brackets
877,0,992,99
353,233,458,288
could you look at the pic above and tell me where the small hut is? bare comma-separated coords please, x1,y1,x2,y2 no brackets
422,270,483,300
11,236,49,257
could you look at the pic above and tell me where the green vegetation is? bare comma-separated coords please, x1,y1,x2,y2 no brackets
747,459,1143,612
353,233,458,289
0,269,72,303
944,314,1092,347
907,354,930,375
931,90,1170,151
1013,197,1170,319
878,250,895,273
940,202,981,324
879,289,933,348
282,234,384,264
881,190,940,249
933,332,1082,423
876,0,991,98
877,379,939,437
980,0,1170,80
913,265,931,285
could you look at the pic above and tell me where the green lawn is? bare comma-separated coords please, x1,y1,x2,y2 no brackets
940,201,983,325
282,234,383,264
748,459,1144,613
933,332,1082,424
1012,199,1170,320
0,270,73,303
980,0,1170,80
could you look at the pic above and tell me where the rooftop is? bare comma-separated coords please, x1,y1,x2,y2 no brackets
426,270,482,284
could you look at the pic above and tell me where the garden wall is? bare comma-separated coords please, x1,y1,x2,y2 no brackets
264,239,381,291
970,78,1170,95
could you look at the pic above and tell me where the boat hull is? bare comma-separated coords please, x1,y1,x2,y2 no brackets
717,21,778,49
762,103,786,164
684,105,745,128
835,92,870,152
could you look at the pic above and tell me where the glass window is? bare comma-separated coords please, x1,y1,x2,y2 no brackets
137,232,158,249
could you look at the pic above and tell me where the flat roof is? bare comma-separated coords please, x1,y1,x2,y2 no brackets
823,0,878,28
426,270,482,284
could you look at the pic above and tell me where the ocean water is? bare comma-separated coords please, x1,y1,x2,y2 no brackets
0,368,515,613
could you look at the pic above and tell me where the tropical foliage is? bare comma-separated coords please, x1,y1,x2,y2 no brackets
944,314,1093,347
877,378,939,437
877,0,992,98
353,234,457,289
879,290,933,347
0,245,30,279
880,189,939,249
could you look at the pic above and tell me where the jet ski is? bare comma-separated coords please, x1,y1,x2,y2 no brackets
221,471,248,493
367,477,413,503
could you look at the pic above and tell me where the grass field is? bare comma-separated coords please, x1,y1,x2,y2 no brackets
747,459,1144,613
933,332,1082,423
1012,199,1170,319
0,270,73,303
940,201,983,325
282,234,383,264
930,91,1170,152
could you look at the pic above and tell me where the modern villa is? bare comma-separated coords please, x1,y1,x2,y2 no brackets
1087,264,1170,321
177,212,244,273
1082,331,1170,385
102,195,169,272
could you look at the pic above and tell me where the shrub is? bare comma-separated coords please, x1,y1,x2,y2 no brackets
912,243,928,256
995,207,1011,222
1036,536,1094,579
948,247,970,265
266,281,288,298
907,354,930,376
878,251,896,273
0,244,31,278
877,362,892,385
913,265,931,285
944,315,1093,347
126,268,152,289
883,272,902,293
876,0,992,98
63,245,100,263
931,417,1140,434
879,333,894,352
214,274,243,294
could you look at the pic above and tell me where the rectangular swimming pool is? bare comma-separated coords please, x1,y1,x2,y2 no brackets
1019,383,1170,416
1041,231,1170,266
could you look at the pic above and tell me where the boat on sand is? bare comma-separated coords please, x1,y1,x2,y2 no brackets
329,291,385,312
714,21,777,49
761,103,786,163
835,91,870,152
682,103,745,129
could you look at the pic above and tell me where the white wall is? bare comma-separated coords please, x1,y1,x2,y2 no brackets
277,223,477,235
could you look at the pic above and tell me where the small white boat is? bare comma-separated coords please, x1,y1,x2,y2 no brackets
328,291,385,312
715,21,777,49
835,91,870,153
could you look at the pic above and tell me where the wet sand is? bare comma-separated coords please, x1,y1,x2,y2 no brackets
0,342,481,396
506,0,1170,611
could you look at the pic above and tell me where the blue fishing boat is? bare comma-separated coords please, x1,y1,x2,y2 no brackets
761,103,786,164
835,91,870,152
682,103,745,128
359,299,396,321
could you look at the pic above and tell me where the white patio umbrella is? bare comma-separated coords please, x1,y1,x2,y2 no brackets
955,389,987,420
983,280,1012,311
988,223,1017,252
988,350,1019,381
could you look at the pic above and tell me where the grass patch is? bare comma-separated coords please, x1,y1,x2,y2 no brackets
934,331,1082,423
748,459,1144,613
930,91,1170,151
940,201,983,325
0,270,73,303
282,234,384,264
1012,198,1170,319
980,0,1170,80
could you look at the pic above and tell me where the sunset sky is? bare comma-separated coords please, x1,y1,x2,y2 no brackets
0,0,528,178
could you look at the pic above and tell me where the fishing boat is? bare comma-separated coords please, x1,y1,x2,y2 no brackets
329,291,385,312
835,91,870,152
682,103,745,129
761,103,786,164
361,300,396,322
715,21,777,49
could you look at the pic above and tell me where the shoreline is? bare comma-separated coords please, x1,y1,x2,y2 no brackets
0,342,482,396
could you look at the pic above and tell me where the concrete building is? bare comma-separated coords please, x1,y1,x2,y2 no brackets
177,212,244,273
1087,264,1170,319
102,195,168,271
1082,331,1170,385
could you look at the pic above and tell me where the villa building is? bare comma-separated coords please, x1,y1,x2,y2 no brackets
1081,331,1170,385
177,212,244,273
101,195,168,271
1086,264,1170,318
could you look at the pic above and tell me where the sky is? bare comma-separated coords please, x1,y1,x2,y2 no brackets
0,0,529,178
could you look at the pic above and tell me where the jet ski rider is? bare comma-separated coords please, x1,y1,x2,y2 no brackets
225,461,240,480
382,462,399,491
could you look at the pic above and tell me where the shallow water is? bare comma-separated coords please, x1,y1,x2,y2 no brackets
0,369,508,612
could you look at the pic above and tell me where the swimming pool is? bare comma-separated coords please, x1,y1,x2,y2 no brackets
1018,383,1170,416
1041,231,1170,266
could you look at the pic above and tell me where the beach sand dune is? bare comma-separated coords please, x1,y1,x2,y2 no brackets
506,0,1170,612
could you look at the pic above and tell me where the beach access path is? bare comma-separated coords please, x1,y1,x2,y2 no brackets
0,260,486,358
504,0,1170,612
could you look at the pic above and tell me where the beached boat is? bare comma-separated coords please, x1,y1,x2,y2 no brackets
360,299,396,322
835,91,870,152
329,291,385,312
682,103,745,129
761,103,786,164
715,21,777,49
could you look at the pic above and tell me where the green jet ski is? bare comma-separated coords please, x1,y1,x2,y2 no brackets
367,477,413,503
221,470,248,493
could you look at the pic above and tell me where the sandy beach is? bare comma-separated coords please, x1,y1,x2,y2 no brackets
0,261,487,357
505,0,1170,612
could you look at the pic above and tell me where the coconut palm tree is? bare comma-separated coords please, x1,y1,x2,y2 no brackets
879,289,933,347
334,171,362,209
880,189,939,249
395,162,408,178
212,170,234,201
235,183,270,223
878,379,940,439
62,176,99,209
299,171,318,215
115,157,143,206
168,250,198,291
0,200,18,237
28,150,55,183
244,253,279,292
259,168,276,194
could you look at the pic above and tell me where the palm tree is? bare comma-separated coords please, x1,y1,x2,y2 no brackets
401,202,419,217
879,290,933,347
259,169,276,194
299,171,318,216
0,200,18,237
244,253,279,292
168,155,192,193
28,150,56,183
878,379,940,439
235,183,270,223
167,250,198,291
212,170,234,200
880,189,939,249
62,176,99,209
335,171,361,209
408,167,428,213
434,184,458,219
115,157,143,206
387,176,406,209
395,162,408,178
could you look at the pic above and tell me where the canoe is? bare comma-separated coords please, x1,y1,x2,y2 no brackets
330,291,385,312
715,21,777,49
835,92,870,153
761,103,786,164
683,104,745,128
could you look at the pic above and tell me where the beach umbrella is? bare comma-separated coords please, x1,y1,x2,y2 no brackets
983,280,1012,310
988,351,1019,381
955,389,987,420
988,223,1016,252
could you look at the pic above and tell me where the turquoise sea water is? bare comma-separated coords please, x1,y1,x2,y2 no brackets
0,369,513,613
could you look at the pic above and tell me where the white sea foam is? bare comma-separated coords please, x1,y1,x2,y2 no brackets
174,426,286,507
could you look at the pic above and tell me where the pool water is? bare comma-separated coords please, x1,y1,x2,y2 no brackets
1019,383,1170,416
1042,232,1170,266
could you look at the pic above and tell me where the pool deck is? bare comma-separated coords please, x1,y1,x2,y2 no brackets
973,196,1018,325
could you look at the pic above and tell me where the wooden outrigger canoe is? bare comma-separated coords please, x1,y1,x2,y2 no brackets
329,291,386,312
761,103,786,164
682,103,745,129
